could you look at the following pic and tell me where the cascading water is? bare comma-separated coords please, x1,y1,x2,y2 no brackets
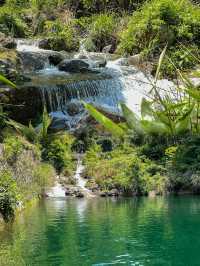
17,38,175,130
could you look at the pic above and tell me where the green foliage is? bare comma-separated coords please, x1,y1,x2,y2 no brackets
3,135,23,163
85,144,168,195
33,163,55,193
0,6,27,37
84,102,125,138
44,19,79,51
87,13,116,51
43,134,75,174
118,0,200,56
0,170,19,222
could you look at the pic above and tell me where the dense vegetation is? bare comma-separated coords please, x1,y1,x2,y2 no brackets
0,0,200,222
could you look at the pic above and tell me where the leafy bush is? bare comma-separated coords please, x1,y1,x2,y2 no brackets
0,6,27,37
43,134,75,174
85,145,168,195
118,0,200,74
33,163,55,194
3,135,23,163
0,170,19,222
119,0,200,55
44,19,79,51
87,13,117,51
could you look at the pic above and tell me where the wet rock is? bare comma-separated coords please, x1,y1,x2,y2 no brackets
58,59,90,73
65,186,85,198
128,54,141,66
102,45,112,54
107,189,119,197
50,117,70,131
48,54,64,66
100,191,107,197
0,33,16,49
38,39,51,50
66,102,82,116
19,51,45,71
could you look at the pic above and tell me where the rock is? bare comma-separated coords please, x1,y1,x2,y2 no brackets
107,189,119,197
65,186,84,198
100,191,107,197
3,85,43,124
102,45,112,54
66,102,82,116
50,117,70,131
0,33,16,49
48,54,64,66
19,51,45,71
128,54,142,66
58,59,90,73
38,39,51,50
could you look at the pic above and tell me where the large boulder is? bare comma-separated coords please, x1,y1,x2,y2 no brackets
48,53,64,66
58,59,90,73
18,51,46,71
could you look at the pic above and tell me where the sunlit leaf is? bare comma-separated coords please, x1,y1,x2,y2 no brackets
84,102,125,138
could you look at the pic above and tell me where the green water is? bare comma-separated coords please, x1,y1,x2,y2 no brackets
1,197,200,266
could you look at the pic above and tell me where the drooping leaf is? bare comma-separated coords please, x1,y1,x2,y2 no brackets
120,103,143,134
155,45,167,83
174,105,194,134
185,88,200,101
0,74,16,89
84,102,125,138
141,98,153,118
141,119,170,135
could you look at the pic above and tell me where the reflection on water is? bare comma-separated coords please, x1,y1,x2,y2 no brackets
1,197,200,265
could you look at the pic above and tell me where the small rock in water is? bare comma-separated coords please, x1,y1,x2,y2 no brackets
48,54,64,66
58,59,90,73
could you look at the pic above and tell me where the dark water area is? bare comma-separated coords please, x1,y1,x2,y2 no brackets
1,197,200,265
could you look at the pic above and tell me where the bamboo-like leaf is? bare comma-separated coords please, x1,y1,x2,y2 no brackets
175,105,194,134
120,103,143,134
141,98,153,118
185,88,200,101
141,120,170,135
84,102,125,138
155,45,167,83
0,74,16,88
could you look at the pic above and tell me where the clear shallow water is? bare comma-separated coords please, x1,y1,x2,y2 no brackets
1,197,200,266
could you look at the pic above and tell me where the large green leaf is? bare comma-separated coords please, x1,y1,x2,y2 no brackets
141,98,153,118
141,120,170,135
0,74,16,89
120,103,143,134
174,105,194,134
155,45,167,83
84,102,125,138
185,88,200,101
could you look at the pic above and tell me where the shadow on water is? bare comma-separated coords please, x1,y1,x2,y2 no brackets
1,196,200,265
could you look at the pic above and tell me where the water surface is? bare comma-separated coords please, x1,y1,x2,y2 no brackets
1,197,200,265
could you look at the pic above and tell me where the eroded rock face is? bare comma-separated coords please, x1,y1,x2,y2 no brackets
3,86,42,124
58,59,90,73
18,51,46,71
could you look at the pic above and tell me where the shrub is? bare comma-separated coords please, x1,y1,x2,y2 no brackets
43,134,75,174
84,145,168,195
44,19,79,51
87,13,117,51
120,0,200,54
0,6,27,37
0,170,19,222
33,163,55,194
118,0,200,72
